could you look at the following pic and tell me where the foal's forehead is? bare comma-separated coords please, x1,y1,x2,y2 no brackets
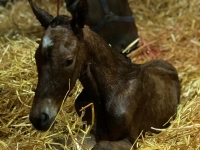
42,25,74,48
46,26,73,40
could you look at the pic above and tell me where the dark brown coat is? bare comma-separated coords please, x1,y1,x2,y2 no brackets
28,0,180,149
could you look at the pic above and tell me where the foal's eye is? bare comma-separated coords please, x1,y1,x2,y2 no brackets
64,58,73,67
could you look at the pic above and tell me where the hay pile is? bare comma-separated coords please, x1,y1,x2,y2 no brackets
0,0,200,149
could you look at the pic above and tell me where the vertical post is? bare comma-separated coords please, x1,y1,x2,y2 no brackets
57,0,60,16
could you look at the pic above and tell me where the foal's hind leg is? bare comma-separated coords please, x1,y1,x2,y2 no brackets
92,139,133,150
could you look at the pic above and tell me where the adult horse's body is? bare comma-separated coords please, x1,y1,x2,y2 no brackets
28,0,180,149
65,0,138,54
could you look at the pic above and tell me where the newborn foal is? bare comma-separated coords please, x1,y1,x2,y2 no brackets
28,0,180,149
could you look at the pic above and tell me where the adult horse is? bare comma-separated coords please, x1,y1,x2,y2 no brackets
65,0,139,54
28,0,180,149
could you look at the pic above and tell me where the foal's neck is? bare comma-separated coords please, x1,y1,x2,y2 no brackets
84,26,131,71
81,27,135,96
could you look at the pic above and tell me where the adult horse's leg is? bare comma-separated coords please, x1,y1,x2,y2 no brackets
92,139,133,150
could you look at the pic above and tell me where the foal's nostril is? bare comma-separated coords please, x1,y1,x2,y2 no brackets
29,111,52,131
40,112,49,126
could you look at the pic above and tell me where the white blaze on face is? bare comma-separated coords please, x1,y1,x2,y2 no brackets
42,35,54,48
41,99,58,120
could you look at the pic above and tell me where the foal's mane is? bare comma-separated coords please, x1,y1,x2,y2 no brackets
49,15,71,28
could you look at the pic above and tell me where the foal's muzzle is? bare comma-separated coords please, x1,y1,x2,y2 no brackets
29,112,54,131
29,98,58,131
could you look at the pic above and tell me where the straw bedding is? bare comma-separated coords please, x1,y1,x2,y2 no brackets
0,0,200,149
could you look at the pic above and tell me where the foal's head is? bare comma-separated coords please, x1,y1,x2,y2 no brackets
28,0,88,131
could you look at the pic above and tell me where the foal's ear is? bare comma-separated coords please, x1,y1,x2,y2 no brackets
65,0,79,12
67,0,88,33
28,0,54,29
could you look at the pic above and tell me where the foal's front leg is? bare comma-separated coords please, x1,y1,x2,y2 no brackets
92,139,133,150
75,89,97,149
75,89,94,124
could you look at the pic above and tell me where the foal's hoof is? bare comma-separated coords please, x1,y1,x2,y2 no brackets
92,139,133,150
92,141,114,150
